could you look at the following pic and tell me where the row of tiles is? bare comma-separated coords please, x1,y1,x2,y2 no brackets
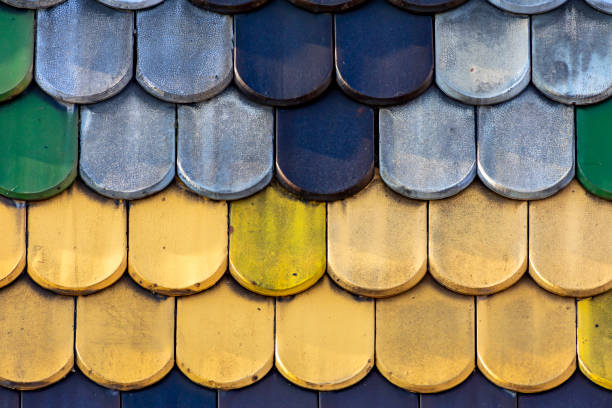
1,270,610,393
1,0,611,109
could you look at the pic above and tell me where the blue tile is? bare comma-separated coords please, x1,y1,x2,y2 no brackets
288,0,365,12
0,388,18,408
189,0,269,13
518,372,612,408
388,0,468,12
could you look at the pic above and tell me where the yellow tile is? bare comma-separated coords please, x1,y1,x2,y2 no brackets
129,182,228,296
327,175,427,297
0,275,73,390
477,276,576,393
229,182,325,296
177,276,274,389
530,180,612,297
275,275,374,390
76,276,174,390
28,181,126,295
578,291,612,389
0,197,25,288
429,180,527,295
376,275,474,393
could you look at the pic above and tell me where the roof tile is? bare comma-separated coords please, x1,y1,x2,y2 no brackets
585,0,612,13
519,372,612,407
0,4,32,102
97,0,163,10
486,0,566,14
578,290,612,389
388,0,467,13
0,197,25,289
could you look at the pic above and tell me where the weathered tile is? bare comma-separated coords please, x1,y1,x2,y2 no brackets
0,5,32,102
578,291,612,389
76,276,174,390
0,275,73,390
276,276,374,390
177,86,273,200
1,0,65,9
234,0,332,106
97,0,163,10
276,88,374,200
529,180,612,297
288,0,364,12
585,0,612,13
379,86,476,199
229,182,325,296
477,276,576,392
177,276,274,389
377,275,474,393
36,0,132,104
532,0,612,105
28,181,126,295
0,389,17,408
435,0,530,105
189,0,268,13
335,0,433,106
388,0,467,12
477,86,574,200
429,180,527,295
519,372,612,407
487,0,566,14
0,85,77,200
80,83,175,200
0,197,25,289
327,175,427,297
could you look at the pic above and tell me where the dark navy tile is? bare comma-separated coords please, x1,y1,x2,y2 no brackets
276,87,374,200
335,0,433,106
0,388,17,408
388,0,468,13
518,372,612,408
288,0,365,12
234,0,333,106
189,0,268,12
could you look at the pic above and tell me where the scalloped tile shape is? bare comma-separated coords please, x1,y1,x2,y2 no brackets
379,86,476,200
288,0,364,12
276,88,374,200
335,0,433,106
97,0,163,10
435,0,530,105
532,0,612,105
276,276,374,390
487,0,566,14
519,372,612,407
1,0,65,8
578,291,612,390
234,0,332,106
80,83,175,200
0,85,77,200
477,86,574,200
377,275,474,393
585,0,612,13
0,197,25,289
177,86,273,200
189,0,268,13
76,276,174,390
0,275,73,390
0,5,32,102
387,0,468,12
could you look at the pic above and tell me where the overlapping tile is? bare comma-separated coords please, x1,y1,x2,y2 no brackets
35,0,133,104
585,0,612,13
379,86,476,199
0,197,25,289
2,0,65,9
335,0,433,106
435,0,530,105
0,5,32,102
80,83,175,200
487,0,566,14
288,0,364,12
189,0,268,13
519,372,612,407
97,0,163,10
388,0,467,12
276,88,374,200
177,86,273,200
578,291,612,389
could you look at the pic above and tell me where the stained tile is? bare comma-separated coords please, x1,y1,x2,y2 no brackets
388,0,467,12
177,277,274,389
36,0,132,104
477,86,574,200
177,86,273,200
80,83,175,200
234,0,332,106
335,0,433,106
379,86,476,199
288,0,364,12
529,180,612,297
0,197,25,289
0,5,32,102
97,0,163,10
276,276,374,390
429,180,527,295
1,0,65,8
189,0,268,13
276,88,374,200
377,275,474,393
519,372,612,407
577,98,612,200
578,290,612,389
435,0,530,105
0,85,77,200
487,0,566,14
585,0,612,13
0,389,17,408
229,182,326,296
0,275,73,390
76,276,174,390
327,175,427,297
477,276,576,392
532,0,612,105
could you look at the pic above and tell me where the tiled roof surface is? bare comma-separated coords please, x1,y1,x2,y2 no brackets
0,0,611,404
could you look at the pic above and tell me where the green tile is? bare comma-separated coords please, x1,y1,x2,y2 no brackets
0,4,33,102
0,85,77,200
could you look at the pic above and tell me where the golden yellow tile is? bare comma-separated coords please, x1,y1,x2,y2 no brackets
229,182,325,296
578,290,612,389
477,276,576,393
28,181,126,295
429,180,527,295
327,175,427,298
0,275,73,390
76,276,174,390
129,182,228,296
530,180,612,297
177,276,274,389
376,275,474,393
0,197,25,288
275,275,374,390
